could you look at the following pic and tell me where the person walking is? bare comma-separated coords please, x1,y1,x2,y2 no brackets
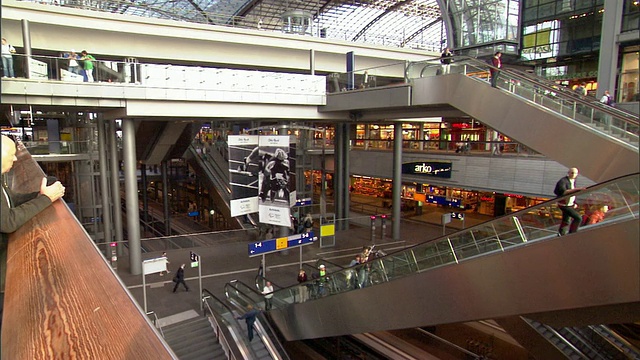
554,168,585,236
1,38,16,78
159,251,170,276
236,304,260,341
491,133,502,156
490,51,502,88
172,264,189,292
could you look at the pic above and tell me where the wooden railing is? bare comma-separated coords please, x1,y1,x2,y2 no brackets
2,143,175,359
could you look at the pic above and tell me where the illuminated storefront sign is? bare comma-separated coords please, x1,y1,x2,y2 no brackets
402,161,452,178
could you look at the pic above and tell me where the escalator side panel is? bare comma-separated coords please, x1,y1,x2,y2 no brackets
412,75,638,183
270,220,639,341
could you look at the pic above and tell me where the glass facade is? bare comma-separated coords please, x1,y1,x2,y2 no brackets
619,45,640,103
447,0,520,53
622,0,640,32
521,0,604,61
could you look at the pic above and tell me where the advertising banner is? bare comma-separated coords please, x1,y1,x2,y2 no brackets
228,135,294,227
228,135,259,217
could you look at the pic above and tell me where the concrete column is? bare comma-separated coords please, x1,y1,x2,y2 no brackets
122,119,142,275
97,118,112,250
309,49,315,75
21,20,32,78
392,123,402,240
596,0,624,99
141,163,148,232
334,123,344,227
47,119,61,154
108,120,124,256
162,161,171,236
342,123,350,231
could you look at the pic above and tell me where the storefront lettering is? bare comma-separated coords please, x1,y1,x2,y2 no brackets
402,162,452,179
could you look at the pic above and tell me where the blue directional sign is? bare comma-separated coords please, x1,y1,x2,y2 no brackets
294,198,312,207
451,212,465,220
249,231,316,257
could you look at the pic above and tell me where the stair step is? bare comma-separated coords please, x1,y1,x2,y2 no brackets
171,333,217,354
175,342,224,360
166,325,215,344
163,316,208,331
163,317,210,336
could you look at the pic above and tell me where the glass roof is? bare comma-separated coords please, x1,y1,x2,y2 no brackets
79,0,446,51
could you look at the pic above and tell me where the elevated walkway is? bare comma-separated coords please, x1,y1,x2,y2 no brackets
321,58,639,183
263,173,640,340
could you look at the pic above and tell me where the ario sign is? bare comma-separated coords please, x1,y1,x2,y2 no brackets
402,161,452,178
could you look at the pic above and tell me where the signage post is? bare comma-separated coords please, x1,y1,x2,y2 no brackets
441,213,452,235
190,251,202,311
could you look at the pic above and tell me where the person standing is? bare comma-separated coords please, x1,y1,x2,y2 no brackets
600,90,613,106
1,135,66,328
440,48,453,75
554,168,585,236
490,51,502,88
296,269,308,302
262,281,273,310
1,38,16,78
172,264,189,292
67,50,80,75
236,304,260,341
80,50,95,82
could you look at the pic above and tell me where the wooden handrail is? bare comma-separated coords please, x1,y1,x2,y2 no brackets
2,143,175,359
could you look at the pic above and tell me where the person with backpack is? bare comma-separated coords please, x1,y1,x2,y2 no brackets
302,213,313,233
600,90,613,106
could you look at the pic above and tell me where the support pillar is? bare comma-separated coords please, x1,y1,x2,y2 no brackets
108,120,124,256
596,0,624,99
123,119,142,275
162,161,171,236
97,118,112,251
392,123,402,240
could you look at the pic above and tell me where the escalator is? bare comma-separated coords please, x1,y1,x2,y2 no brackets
411,58,639,183
261,173,639,341
185,142,255,229
322,57,639,183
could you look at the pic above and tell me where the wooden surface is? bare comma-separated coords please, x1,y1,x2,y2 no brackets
2,143,175,359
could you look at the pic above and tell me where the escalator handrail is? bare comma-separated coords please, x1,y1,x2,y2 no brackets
268,172,640,308
504,67,640,121
589,325,640,358
223,282,291,360
455,56,639,124
201,289,259,360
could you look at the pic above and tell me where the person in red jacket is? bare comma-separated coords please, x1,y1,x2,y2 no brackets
490,51,502,88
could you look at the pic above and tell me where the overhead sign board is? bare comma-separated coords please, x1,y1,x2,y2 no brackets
249,231,316,257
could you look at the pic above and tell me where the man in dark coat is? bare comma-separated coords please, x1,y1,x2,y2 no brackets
172,264,189,292
554,167,585,236
236,304,260,341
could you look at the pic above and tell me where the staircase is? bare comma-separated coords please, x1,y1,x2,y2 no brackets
163,317,225,360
